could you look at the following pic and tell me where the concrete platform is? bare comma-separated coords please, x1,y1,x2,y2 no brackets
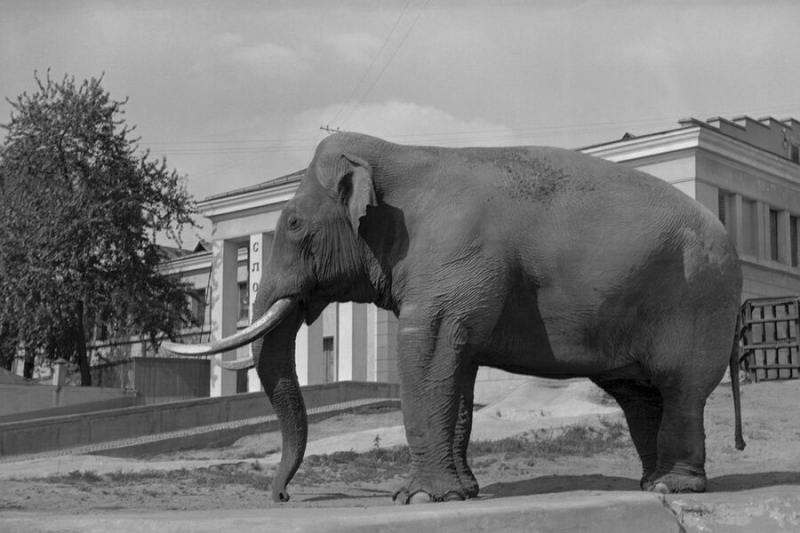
0,491,683,533
5,487,800,532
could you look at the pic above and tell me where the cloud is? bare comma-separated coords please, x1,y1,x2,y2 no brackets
323,32,382,67
282,100,515,167
209,33,310,80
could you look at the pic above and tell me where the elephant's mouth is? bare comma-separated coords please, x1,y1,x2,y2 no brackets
161,297,298,358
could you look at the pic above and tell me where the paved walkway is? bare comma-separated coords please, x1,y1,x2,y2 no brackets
4,487,800,532
1,491,684,533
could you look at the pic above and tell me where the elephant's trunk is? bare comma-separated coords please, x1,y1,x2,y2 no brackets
256,306,308,503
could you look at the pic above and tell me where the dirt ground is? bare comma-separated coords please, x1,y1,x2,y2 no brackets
1,379,799,513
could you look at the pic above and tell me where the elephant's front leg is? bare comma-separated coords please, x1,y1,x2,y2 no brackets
393,309,472,504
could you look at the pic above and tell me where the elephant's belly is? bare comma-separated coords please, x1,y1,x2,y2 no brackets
479,307,641,379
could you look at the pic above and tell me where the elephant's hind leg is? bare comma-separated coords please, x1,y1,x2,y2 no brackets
644,381,709,493
591,378,662,488
453,363,479,498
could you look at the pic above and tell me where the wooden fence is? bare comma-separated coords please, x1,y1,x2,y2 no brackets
740,297,800,381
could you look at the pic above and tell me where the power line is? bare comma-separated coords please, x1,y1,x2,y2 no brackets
141,104,800,158
326,0,412,128
339,0,430,128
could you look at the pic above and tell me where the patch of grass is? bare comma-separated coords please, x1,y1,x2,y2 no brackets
469,418,630,461
30,419,632,491
235,447,280,460
294,419,631,485
41,463,273,493
55,470,103,484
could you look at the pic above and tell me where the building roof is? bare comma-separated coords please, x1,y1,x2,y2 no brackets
585,115,800,164
203,169,306,202
679,116,800,162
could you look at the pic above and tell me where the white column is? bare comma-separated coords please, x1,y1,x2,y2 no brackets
210,239,239,396
375,309,399,383
778,211,792,265
732,194,743,253
247,233,272,392
757,201,768,260
367,305,377,381
337,302,368,381
295,319,324,386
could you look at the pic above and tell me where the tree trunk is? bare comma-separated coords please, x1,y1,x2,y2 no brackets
23,355,34,379
75,301,92,386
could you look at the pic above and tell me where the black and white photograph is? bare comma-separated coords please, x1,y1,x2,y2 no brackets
1,1,799,531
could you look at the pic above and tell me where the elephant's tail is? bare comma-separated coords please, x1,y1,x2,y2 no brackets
730,312,746,451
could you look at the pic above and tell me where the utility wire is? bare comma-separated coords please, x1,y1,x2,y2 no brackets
326,0,412,128
339,0,430,128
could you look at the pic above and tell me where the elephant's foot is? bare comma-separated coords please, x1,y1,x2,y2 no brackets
642,471,707,494
392,472,467,505
456,464,480,499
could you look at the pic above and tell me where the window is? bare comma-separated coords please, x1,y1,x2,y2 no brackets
238,282,249,321
741,198,758,255
770,209,779,261
189,289,207,326
792,216,799,267
717,190,737,243
323,336,336,383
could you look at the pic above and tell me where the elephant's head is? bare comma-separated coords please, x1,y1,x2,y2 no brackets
163,135,391,502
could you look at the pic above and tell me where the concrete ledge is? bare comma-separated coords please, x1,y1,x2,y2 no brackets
0,394,140,424
0,384,138,419
0,492,682,533
0,381,399,457
92,399,401,458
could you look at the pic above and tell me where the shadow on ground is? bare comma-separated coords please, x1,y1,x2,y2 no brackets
709,471,800,491
483,474,639,498
482,471,800,499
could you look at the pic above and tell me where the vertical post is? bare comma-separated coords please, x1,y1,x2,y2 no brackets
248,233,272,392
52,358,68,387
756,201,768,260
375,309,399,383
778,210,791,265
295,319,324,386
732,194,743,252
367,305,377,381
337,302,368,381
210,239,239,397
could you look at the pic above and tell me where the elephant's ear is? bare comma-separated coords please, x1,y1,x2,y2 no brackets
336,154,377,233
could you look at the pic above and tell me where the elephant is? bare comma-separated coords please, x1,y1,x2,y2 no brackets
164,132,744,504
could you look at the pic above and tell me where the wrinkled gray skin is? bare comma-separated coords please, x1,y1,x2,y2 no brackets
169,132,743,504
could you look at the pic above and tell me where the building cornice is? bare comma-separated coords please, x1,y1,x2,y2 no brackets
158,251,211,275
582,125,800,187
197,180,300,220
581,127,701,162
159,247,249,275
696,130,800,187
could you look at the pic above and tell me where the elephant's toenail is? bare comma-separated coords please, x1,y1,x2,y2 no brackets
409,492,433,504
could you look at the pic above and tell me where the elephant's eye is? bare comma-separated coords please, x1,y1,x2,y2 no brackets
286,215,302,231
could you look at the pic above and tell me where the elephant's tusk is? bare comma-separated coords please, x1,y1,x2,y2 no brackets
220,357,256,371
162,297,296,356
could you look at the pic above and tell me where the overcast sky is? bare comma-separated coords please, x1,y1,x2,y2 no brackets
2,1,799,246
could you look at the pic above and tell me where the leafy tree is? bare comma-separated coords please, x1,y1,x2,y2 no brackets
0,72,196,384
